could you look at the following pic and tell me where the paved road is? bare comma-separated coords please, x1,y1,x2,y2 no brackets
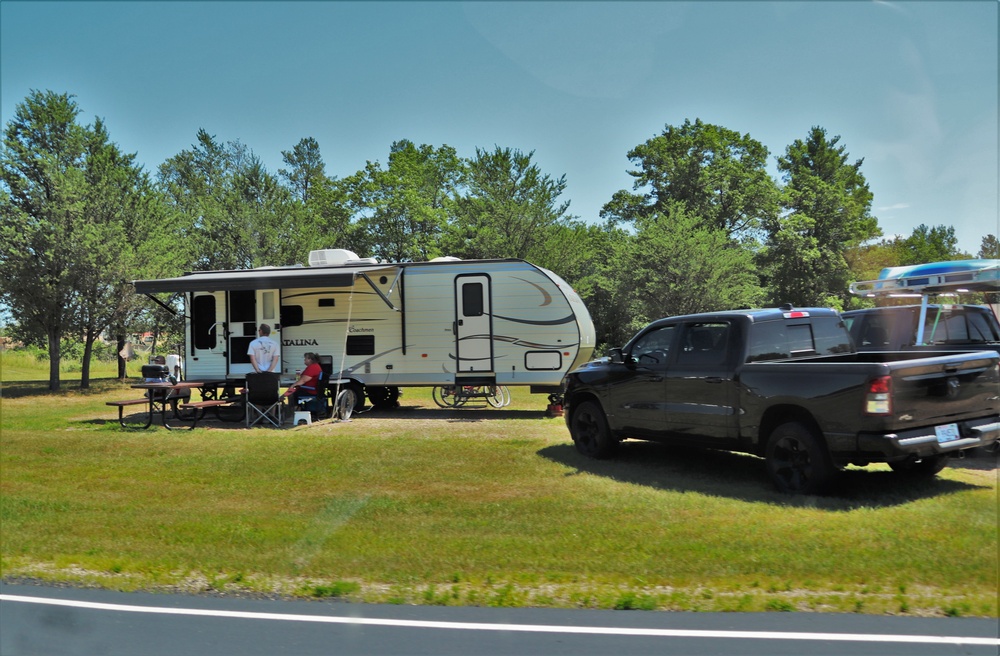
2,583,998,656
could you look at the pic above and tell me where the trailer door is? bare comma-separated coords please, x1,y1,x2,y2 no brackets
455,275,494,373
188,291,227,378
227,289,281,376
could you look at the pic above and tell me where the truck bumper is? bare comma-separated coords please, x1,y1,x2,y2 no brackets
853,415,1000,463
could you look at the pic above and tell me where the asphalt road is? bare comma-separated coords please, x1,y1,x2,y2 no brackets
2,582,998,656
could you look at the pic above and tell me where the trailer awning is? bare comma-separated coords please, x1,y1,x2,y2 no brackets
134,268,358,294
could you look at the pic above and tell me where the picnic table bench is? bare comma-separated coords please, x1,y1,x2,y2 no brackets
109,379,246,429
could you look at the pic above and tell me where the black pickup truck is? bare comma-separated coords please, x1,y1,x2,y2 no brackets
842,304,1000,357
564,307,1000,494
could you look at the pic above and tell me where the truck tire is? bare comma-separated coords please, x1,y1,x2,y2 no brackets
765,422,835,494
888,454,949,477
569,400,618,459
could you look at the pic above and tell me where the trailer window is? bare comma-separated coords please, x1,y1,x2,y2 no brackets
280,305,303,328
462,283,484,317
192,295,218,350
346,334,375,356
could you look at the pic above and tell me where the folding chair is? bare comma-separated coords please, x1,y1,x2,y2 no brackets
245,372,283,428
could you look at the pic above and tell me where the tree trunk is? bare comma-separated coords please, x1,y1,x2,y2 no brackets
80,330,95,389
117,334,127,380
47,329,61,391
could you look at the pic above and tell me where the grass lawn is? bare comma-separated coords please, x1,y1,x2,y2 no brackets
1,351,997,616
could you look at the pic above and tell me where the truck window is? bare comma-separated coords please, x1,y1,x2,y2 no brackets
747,318,851,362
812,318,854,354
968,311,1000,341
630,325,676,365
676,322,730,365
747,322,789,362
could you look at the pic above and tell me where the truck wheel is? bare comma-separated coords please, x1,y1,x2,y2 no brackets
569,400,617,459
765,422,835,494
888,454,949,477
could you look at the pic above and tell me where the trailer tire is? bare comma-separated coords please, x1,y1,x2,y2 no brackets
333,388,355,420
765,421,835,494
367,386,400,410
888,454,949,477
569,400,617,459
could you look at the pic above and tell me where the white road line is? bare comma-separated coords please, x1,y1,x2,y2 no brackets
2,594,997,646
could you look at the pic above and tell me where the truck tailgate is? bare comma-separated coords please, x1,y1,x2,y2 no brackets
884,350,1000,426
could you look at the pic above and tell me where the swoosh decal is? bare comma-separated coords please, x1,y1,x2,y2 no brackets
513,277,552,306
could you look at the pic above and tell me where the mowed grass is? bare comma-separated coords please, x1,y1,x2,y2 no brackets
1,353,997,616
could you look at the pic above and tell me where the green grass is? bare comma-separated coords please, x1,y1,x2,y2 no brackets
2,352,998,616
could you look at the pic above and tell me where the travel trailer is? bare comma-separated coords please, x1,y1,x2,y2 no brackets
133,250,596,410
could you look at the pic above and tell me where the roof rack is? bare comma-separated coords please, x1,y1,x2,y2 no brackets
849,259,1000,296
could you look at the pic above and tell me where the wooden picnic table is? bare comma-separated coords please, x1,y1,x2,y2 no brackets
107,378,247,430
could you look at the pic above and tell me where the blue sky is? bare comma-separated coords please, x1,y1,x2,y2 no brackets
2,1,997,256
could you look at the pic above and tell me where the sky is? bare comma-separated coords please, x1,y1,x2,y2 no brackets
2,1,998,257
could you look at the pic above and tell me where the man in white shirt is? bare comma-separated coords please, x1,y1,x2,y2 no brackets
248,324,279,373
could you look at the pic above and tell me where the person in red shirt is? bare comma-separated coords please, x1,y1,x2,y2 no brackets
286,352,322,410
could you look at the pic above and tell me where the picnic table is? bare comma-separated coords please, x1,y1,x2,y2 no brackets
107,378,247,430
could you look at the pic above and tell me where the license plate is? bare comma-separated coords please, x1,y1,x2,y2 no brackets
935,423,960,444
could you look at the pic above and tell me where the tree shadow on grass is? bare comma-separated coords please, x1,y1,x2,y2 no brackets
538,441,987,511
362,404,551,422
1,378,126,399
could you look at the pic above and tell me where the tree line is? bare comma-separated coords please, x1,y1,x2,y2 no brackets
3,90,997,391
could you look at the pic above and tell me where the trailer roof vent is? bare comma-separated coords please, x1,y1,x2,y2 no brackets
430,256,461,262
309,249,359,267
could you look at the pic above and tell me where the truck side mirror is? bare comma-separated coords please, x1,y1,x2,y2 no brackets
608,347,625,364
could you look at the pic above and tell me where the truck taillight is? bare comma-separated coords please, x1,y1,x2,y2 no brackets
865,375,892,415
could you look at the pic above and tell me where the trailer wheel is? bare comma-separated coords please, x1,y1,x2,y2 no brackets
367,385,400,410
765,422,835,494
888,454,949,477
569,400,617,459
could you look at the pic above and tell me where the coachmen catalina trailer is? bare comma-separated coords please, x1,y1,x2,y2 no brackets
133,250,596,410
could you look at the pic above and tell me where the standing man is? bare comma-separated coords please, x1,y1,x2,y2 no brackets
248,324,279,373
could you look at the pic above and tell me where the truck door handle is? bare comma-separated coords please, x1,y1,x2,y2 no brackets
650,376,663,382
705,377,724,383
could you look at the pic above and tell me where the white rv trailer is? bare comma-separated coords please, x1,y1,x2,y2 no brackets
133,250,596,409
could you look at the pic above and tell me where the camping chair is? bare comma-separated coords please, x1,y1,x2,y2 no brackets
245,372,283,428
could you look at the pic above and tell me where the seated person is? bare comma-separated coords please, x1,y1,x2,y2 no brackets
144,355,190,404
285,352,322,413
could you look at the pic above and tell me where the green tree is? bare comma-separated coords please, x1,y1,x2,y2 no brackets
760,127,880,308
0,91,90,390
597,203,764,345
896,224,963,265
158,130,305,269
978,234,1000,259
604,118,780,240
280,137,355,254
444,146,573,260
344,140,461,262
70,119,178,387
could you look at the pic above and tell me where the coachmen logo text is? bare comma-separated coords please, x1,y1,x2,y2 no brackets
283,339,319,346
